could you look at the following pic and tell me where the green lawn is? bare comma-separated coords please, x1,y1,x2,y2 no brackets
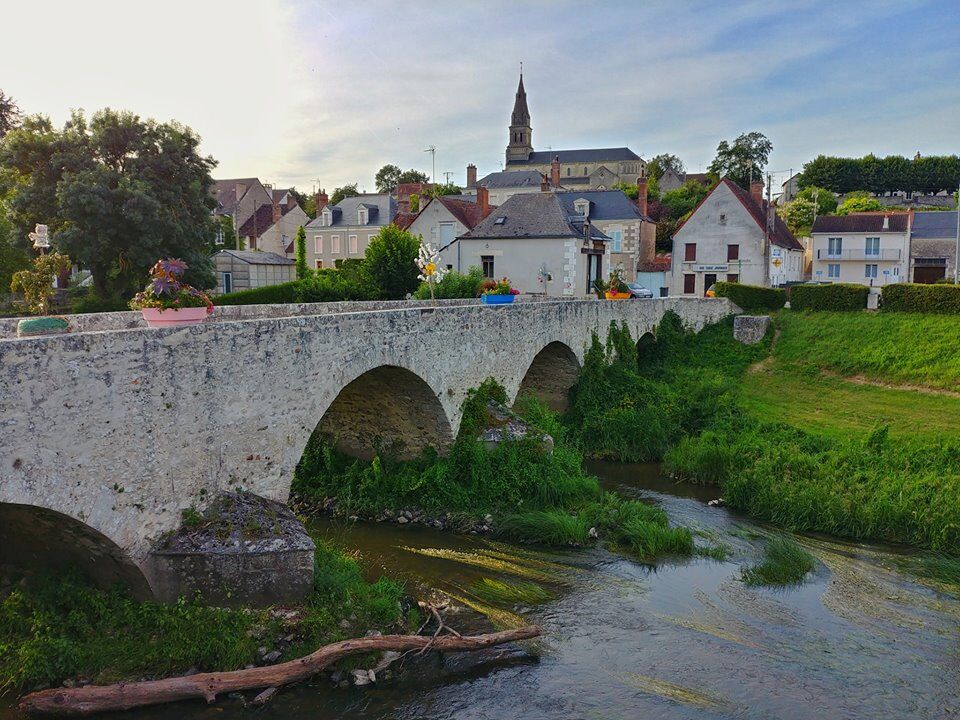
773,311,960,391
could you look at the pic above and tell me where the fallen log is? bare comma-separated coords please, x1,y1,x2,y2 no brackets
19,625,541,717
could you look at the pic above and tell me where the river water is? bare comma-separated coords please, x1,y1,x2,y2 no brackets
6,463,959,719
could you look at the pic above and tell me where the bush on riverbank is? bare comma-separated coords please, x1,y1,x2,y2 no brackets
789,283,869,311
712,282,785,312
882,282,960,314
413,266,485,299
213,280,301,306
742,536,816,586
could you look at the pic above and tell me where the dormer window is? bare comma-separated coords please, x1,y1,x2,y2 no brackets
321,208,332,227
574,199,590,218
358,206,369,225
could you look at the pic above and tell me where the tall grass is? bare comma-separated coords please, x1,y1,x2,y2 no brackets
742,536,816,586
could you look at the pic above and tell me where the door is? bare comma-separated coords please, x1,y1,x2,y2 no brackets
914,266,946,283
704,273,717,296
222,272,232,294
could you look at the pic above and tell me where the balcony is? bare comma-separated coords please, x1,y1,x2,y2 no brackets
817,249,901,261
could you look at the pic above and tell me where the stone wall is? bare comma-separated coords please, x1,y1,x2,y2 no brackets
0,297,735,598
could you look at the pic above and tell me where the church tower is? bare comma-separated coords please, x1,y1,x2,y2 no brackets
506,72,533,164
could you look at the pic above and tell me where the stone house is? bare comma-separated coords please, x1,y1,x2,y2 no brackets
404,191,494,270
670,179,804,296
213,250,295,294
810,213,911,287
555,185,654,283
211,179,308,253
453,191,610,297
303,193,397,270
909,211,958,283
465,169,545,206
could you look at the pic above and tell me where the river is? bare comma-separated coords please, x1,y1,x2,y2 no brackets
5,463,959,719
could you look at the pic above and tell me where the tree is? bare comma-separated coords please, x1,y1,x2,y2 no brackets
294,225,309,279
0,109,217,298
433,182,463,196
409,193,420,213
374,164,430,193
777,198,816,236
0,90,21,138
330,183,360,206
794,185,838,215
836,192,883,215
707,131,772,188
646,153,684,185
660,180,710,220
363,225,420,299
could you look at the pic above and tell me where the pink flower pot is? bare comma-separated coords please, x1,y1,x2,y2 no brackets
141,306,209,328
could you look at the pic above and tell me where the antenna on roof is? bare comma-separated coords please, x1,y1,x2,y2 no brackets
424,145,436,183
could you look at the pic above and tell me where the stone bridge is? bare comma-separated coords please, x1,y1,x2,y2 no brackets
0,297,735,600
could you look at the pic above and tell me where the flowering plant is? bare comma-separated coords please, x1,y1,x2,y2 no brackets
129,259,213,312
415,240,447,302
607,268,629,294
481,277,519,296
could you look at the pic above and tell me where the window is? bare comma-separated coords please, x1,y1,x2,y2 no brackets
481,255,495,279
574,200,589,217
315,260,323,269
314,235,323,253
828,237,842,256
348,235,358,254
727,273,739,283
865,237,880,256
828,263,840,278
611,230,622,253
439,222,455,248
727,244,739,261
215,225,224,245
865,264,878,279
683,274,695,294
331,234,341,254
719,213,727,225
494,217,506,225
566,167,571,176
893,266,899,276
321,209,332,226
358,207,368,225
684,243,697,262
583,166,588,175
221,271,232,294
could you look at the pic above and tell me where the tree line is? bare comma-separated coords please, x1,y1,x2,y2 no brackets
800,153,960,195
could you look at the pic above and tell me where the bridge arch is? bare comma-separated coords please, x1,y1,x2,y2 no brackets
310,364,455,460
0,503,152,598
514,341,581,412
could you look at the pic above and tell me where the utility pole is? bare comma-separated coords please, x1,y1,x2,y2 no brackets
955,181,960,283
443,171,454,185
764,173,772,287
424,146,436,183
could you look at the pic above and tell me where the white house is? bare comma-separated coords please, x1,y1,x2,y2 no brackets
453,191,610,297
303,193,396,270
670,179,804,296
403,191,493,270
810,213,911,287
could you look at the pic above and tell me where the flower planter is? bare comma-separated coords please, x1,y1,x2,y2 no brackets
17,316,71,338
481,294,515,305
141,306,210,328
604,292,631,300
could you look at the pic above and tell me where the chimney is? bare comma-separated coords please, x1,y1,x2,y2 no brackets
551,156,561,187
272,197,282,224
750,181,764,208
636,178,648,216
477,186,490,217
540,173,550,192
316,188,329,213
466,163,477,189
235,182,247,201
882,214,890,230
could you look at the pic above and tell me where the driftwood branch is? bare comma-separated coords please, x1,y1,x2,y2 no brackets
19,626,541,717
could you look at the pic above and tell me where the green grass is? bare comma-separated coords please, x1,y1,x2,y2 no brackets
741,536,816,586
468,578,554,606
498,510,591,545
773,311,960,390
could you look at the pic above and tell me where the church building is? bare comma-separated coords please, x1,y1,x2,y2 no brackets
503,74,646,189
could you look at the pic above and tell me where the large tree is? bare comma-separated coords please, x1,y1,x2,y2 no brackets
646,153,684,184
0,109,217,297
660,180,711,220
363,224,419,299
330,183,360,206
707,131,772,188
0,90,21,138
374,164,431,193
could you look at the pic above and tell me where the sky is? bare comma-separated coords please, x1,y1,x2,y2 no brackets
3,0,960,195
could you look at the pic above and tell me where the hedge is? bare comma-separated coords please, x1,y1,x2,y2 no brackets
789,283,868,311
881,283,960,314
213,280,301,306
712,282,786,312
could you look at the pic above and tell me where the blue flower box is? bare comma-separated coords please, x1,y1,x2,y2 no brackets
481,294,515,305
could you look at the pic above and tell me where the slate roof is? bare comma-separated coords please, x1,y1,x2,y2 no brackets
305,194,396,229
507,147,641,166
477,170,544,189
215,250,294,265
211,177,261,215
811,213,910,234
461,192,609,241
555,190,652,223
911,211,958,239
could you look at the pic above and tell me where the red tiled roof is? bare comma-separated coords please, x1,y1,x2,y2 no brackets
393,212,418,230
436,196,493,229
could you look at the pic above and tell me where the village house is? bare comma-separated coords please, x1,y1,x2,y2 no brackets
452,191,610,297
403,189,494,270
810,213,911,287
303,191,396,269
464,168,544,206
909,210,959,283
212,249,295,294
670,179,804,296
211,178,308,253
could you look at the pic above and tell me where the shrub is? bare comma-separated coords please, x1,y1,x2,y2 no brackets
413,266,484,300
297,268,374,303
712,282,785,312
213,280,300,306
70,292,127,314
363,225,420,299
790,283,868,311
741,536,816,586
881,283,960,314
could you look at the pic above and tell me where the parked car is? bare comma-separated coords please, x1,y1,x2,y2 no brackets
625,282,654,299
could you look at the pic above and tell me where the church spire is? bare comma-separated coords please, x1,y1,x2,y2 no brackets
506,68,533,164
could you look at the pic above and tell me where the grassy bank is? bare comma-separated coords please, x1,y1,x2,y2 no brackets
0,539,409,693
